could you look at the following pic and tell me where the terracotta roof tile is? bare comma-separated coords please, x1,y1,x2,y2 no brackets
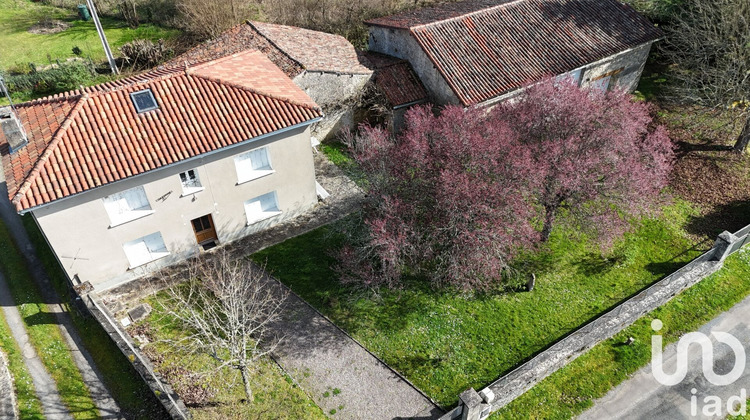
366,0,664,105
1,50,322,211
364,52,428,107
165,21,371,76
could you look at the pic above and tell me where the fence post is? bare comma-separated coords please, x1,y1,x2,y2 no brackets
460,388,483,420
711,231,738,262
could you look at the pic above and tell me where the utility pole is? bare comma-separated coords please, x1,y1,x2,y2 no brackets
86,0,119,75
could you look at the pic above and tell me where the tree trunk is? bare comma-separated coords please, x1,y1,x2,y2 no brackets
541,205,556,242
732,114,750,153
239,366,253,403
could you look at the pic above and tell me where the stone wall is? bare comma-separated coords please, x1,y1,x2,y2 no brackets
446,228,748,420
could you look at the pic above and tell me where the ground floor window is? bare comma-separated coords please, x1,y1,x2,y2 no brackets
244,191,281,224
123,232,169,268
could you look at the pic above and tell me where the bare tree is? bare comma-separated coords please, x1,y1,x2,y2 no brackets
176,0,262,39
660,0,750,151
157,251,286,402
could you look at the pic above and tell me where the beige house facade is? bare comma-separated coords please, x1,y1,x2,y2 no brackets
29,124,317,291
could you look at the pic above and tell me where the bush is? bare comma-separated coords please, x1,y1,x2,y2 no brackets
120,39,174,70
2,60,96,97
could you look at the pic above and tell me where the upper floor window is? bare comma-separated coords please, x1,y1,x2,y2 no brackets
131,89,159,113
179,169,204,195
102,186,153,226
123,232,169,268
234,147,274,184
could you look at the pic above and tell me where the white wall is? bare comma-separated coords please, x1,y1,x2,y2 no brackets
31,125,318,291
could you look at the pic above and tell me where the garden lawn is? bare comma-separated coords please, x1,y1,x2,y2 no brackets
20,215,169,418
252,200,706,407
134,296,327,420
0,0,180,71
0,310,43,419
492,248,750,419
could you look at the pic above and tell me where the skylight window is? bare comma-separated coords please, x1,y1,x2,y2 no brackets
131,89,159,113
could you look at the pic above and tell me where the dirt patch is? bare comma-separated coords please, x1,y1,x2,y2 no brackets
28,19,70,35
661,104,750,237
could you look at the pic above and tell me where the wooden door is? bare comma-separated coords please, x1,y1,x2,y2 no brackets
191,214,217,244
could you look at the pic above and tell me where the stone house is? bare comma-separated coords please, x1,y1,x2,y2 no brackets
365,0,664,107
164,20,373,140
0,50,323,291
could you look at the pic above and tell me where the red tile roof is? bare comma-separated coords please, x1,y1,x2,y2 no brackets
165,21,370,76
1,50,322,211
365,53,428,107
366,0,663,105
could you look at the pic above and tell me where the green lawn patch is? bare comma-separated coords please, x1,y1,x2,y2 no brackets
251,200,705,407
0,0,181,71
20,214,169,418
0,311,43,419
0,219,98,419
133,295,327,419
491,249,750,419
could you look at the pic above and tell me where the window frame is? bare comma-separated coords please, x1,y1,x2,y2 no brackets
244,191,282,225
122,232,169,269
179,168,204,196
234,147,275,185
130,89,159,113
102,186,154,227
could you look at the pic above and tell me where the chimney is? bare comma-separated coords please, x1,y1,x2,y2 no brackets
0,106,28,153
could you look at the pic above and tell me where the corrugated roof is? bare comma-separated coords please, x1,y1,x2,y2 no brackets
1,50,322,211
165,20,371,76
366,0,663,105
365,52,428,107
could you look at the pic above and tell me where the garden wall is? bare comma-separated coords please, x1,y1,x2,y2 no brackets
443,227,750,420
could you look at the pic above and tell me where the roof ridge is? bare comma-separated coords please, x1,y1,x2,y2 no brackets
12,93,89,207
411,0,526,30
187,70,321,112
246,20,306,71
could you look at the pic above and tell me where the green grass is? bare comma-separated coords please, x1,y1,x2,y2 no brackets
20,214,169,418
0,311,43,418
0,220,98,418
491,249,750,419
251,200,705,407
136,296,327,419
0,0,181,71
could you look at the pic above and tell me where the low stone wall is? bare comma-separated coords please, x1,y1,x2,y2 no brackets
84,292,190,419
448,229,747,420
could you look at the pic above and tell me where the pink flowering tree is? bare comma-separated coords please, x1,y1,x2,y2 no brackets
496,79,674,245
341,78,673,291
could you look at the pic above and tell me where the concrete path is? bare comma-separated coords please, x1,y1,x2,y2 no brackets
268,276,444,420
0,271,71,419
579,293,750,420
0,183,122,419
0,344,18,419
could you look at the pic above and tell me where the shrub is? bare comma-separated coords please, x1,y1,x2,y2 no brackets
2,60,96,97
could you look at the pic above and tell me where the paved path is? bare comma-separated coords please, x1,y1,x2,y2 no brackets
268,276,444,420
0,183,122,419
579,293,750,420
0,271,71,419
0,345,18,419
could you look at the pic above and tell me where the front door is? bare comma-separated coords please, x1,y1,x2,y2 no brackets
191,214,218,245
